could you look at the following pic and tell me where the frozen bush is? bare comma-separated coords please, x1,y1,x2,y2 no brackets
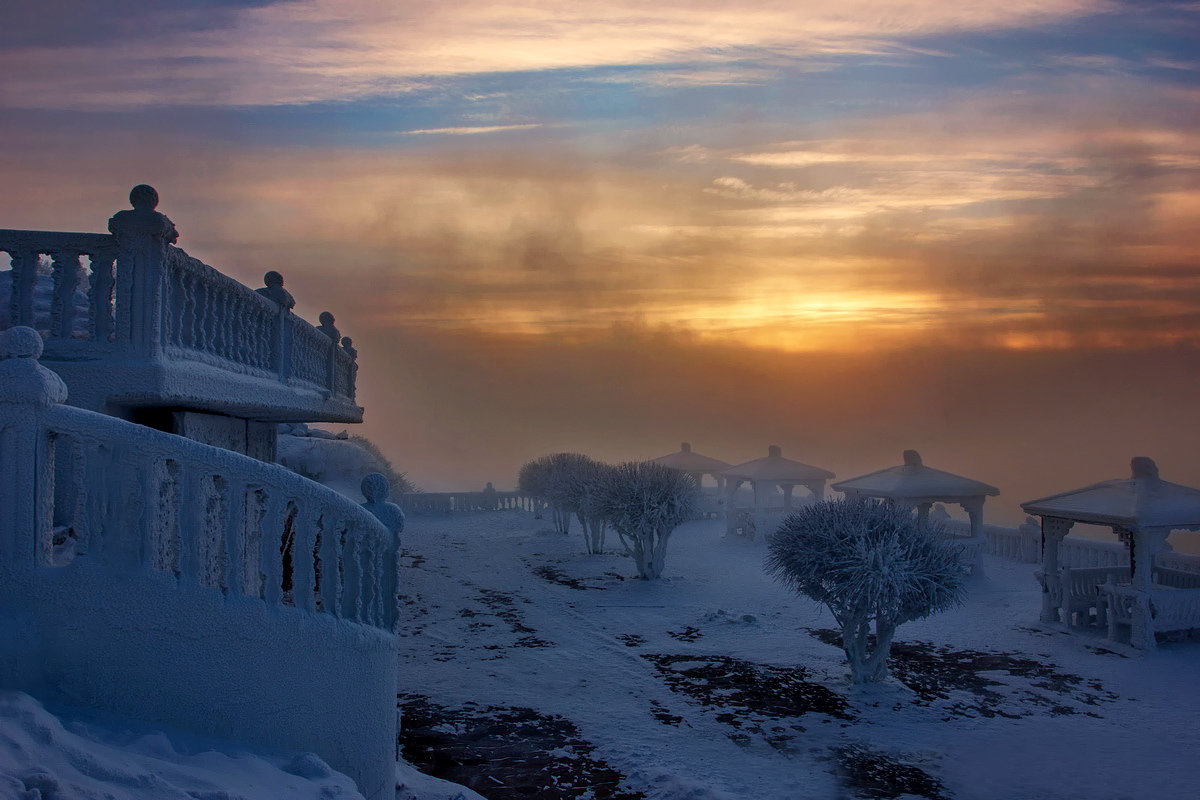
765,498,965,684
595,461,697,579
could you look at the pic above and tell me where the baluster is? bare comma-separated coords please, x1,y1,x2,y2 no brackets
292,502,317,612
9,248,38,328
243,486,267,598
89,252,116,343
261,491,286,605
105,452,146,567
66,437,90,556
223,479,247,596
342,525,364,622
321,517,343,616
50,252,82,339
177,468,202,587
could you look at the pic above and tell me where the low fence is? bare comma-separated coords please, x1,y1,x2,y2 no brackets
942,518,1200,574
398,490,535,515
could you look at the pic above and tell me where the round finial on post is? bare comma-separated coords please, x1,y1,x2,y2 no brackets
361,472,390,502
903,449,923,467
0,326,67,405
317,312,340,341
768,445,782,458
340,336,357,359
681,442,691,453
129,184,159,210
1131,457,1159,480
256,270,296,310
2,326,44,360
361,472,405,536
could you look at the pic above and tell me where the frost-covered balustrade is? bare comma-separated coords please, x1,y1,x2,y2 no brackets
0,360,397,632
0,186,357,410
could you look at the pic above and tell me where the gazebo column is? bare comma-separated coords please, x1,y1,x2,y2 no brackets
1122,526,1171,650
1039,516,1074,623
724,479,743,537
752,480,768,540
960,497,986,575
780,483,795,512
806,480,826,502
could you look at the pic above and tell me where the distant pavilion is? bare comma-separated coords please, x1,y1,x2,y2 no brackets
833,450,999,538
833,450,999,572
650,442,732,491
722,445,834,538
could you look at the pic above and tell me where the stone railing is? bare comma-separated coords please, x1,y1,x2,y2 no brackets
0,335,396,631
943,517,1200,574
0,327,397,796
0,185,356,405
397,490,534,515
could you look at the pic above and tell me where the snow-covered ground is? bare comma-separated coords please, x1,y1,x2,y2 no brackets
0,690,485,800
397,510,1200,800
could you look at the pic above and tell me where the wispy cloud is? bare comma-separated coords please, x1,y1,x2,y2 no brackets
401,124,544,136
0,0,1112,108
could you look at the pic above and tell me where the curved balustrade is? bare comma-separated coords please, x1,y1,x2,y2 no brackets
1,211,357,409
6,402,397,631
0,231,118,349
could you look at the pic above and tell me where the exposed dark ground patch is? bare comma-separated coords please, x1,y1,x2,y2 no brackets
531,564,603,591
398,695,644,800
400,549,426,570
830,744,950,800
648,699,686,726
616,633,646,648
477,589,536,634
808,629,1118,718
667,626,703,642
643,653,852,750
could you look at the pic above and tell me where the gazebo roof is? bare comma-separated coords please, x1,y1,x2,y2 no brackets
1021,457,1200,530
723,445,834,484
650,442,732,474
832,450,998,501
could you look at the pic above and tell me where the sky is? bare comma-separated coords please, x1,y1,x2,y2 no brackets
2,0,1199,519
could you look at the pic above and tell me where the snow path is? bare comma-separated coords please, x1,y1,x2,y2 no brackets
397,511,1200,800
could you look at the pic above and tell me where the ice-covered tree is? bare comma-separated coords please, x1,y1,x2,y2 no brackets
765,498,966,684
595,461,697,579
517,457,553,520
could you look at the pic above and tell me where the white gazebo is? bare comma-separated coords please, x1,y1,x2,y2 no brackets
1021,457,1200,649
650,442,732,491
722,445,834,539
833,449,999,537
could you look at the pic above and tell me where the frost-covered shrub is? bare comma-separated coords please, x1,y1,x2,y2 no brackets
519,453,591,536
517,457,553,520
594,462,697,579
765,499,965,684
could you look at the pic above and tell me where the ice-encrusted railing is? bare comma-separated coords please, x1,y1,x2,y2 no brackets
941,516,1200,574
0,185,356,403
0,329,396,631
397,490,534,515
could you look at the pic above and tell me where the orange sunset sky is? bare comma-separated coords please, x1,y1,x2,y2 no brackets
2,0,1199,519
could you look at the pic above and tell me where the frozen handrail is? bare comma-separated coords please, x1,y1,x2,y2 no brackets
0,185,356,403
0,331,397,631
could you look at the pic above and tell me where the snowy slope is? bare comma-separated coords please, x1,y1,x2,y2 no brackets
396,511,1200,800
0,691,487,800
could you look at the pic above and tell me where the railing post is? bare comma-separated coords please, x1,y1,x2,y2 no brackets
107,185,178,357
8,248,38,328
0,327,69,569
